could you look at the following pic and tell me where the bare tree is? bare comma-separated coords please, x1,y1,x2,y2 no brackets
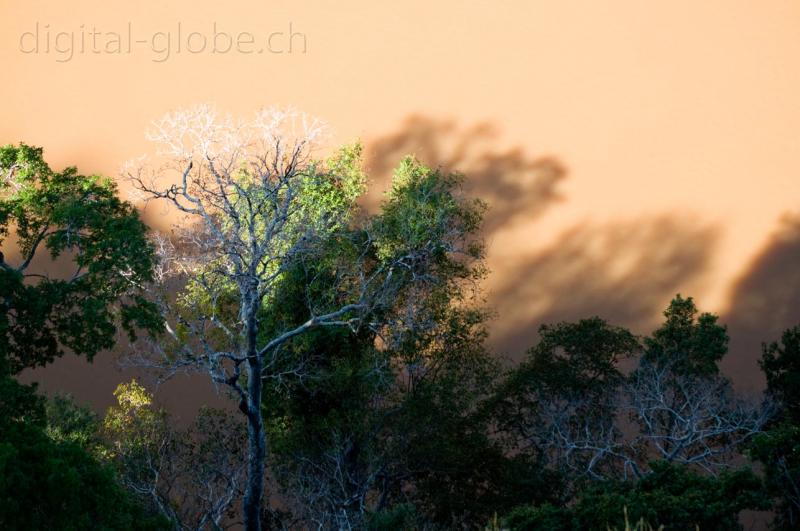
124,106,475,530
513,361,770,483
626,360,771,474
273,430,390,530
104,381,247,531
522,390,634,480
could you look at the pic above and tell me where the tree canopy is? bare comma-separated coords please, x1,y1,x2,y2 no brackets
0,143,160,373
0,144,165,530
1,132,794,530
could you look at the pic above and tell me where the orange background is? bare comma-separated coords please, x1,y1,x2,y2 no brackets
2,1,799,415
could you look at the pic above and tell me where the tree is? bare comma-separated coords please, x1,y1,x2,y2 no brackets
263,288,511,528
493,317,640,484
253,156,505,529
126,106,486,530
642,294,728,376
0,380,168,530
501,297,767,481
0,143,160,373
627,296,769,474
44,392,106,453
759,325,800,421
627,357,767,474
0,143,165,528
750,325,800,529
102,380,247,530
40,383,247,531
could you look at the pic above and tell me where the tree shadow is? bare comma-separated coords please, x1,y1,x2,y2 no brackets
722,214,800,390
364,115,566,233
366,115,719,357
489,217,719,356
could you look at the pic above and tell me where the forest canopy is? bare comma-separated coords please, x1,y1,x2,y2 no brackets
0,110,796,530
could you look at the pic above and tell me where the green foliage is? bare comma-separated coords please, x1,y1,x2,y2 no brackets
373,156,485,269
574,462,767,531
749,423,800,529
0,144,165,528
100,380,247,528
395,345,515,525
502,317,638,400
367,503,419,530
760,325,800,422
257,158,512,528
45,393,103,452
492,317,639,486
0,423,167,530
303,142,367,228
502,462,767,531
0,143,161,372
0,373,166,530
503,506,664,531
0,366,44,426
103,380,169,462
750,325,800,529
502,503,573,531
643,295,728,375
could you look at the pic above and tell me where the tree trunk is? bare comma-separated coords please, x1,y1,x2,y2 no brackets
242,298,265,531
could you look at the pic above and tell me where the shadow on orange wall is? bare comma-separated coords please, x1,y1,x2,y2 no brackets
366,115,719,359
364,115,566,234
723,214,800,390
490,217,719,357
